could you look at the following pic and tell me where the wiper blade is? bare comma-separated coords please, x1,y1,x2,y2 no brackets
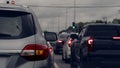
0,33,11,37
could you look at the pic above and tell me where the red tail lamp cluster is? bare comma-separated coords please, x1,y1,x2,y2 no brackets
21,44,49,61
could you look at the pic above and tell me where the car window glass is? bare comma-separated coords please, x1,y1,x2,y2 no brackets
0,16,22,36
70,34,78,39
59,34,68,39
85,26,118,37
0,11,35,39
80,28,86,37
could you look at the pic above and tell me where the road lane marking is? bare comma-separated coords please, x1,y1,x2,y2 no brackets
54,62,59,68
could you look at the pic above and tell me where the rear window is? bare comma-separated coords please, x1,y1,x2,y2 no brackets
59,34,68,39
0,10,36,39
85,25,120,37
70,34,78,39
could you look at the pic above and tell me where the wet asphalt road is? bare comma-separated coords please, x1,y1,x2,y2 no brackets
54,54,70,68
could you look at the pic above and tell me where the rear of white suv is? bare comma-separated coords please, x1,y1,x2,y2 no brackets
0,4,57,68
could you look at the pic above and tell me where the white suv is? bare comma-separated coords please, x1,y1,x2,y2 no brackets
0,4,57,68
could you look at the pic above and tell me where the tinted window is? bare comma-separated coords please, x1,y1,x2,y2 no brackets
59,34,68,39
70,34,78,39
0,10,36,39
85,25,119,37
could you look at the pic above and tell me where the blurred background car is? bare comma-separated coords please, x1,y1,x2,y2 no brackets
54,32,69,54
0,4,57,68
62,33,78,62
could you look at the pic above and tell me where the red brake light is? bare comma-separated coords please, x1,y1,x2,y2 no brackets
49,47,53,53
21,44,49,61
68,38,73,47
58,40,62,43
87,38,94,52
113,36,120,40
88,38,94,45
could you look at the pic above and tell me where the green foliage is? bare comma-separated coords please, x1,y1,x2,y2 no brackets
112,19,120,24
59,18,120,34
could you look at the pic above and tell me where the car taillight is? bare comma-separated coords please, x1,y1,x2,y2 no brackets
87,38,94,52
49,47,53,53
21,44,49,61
113,36,120,40
58,40,62,43
68,38,73,47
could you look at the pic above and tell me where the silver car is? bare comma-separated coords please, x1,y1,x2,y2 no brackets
0,4,57,68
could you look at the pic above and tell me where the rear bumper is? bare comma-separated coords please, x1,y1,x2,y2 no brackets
87,51,120,62
87,56,120,68
54,43,63,52
1,54,53,68
84,54,120,68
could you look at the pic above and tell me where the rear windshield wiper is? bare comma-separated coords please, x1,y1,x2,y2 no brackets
0,33,12,37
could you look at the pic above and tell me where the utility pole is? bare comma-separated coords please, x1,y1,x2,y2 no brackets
102,16,107,24
65,8,68,29
58,16,60,32
73,0,76,23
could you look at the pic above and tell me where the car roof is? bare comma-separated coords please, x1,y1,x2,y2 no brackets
83,23,120,28
0,3,31,13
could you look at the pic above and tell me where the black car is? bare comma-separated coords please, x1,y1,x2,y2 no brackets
54,33,69,54
71,23,120,68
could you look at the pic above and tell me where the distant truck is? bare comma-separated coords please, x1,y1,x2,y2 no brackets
71,23,120,68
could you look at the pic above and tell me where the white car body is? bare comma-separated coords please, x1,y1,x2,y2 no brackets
0,4,55,68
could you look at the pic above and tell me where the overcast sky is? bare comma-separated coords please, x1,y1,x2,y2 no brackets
1,0,120,32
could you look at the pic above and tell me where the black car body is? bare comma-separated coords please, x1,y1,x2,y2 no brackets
54,33,69,54
71,23,120,68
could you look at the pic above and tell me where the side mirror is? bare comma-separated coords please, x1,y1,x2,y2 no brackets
44,32,57,42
